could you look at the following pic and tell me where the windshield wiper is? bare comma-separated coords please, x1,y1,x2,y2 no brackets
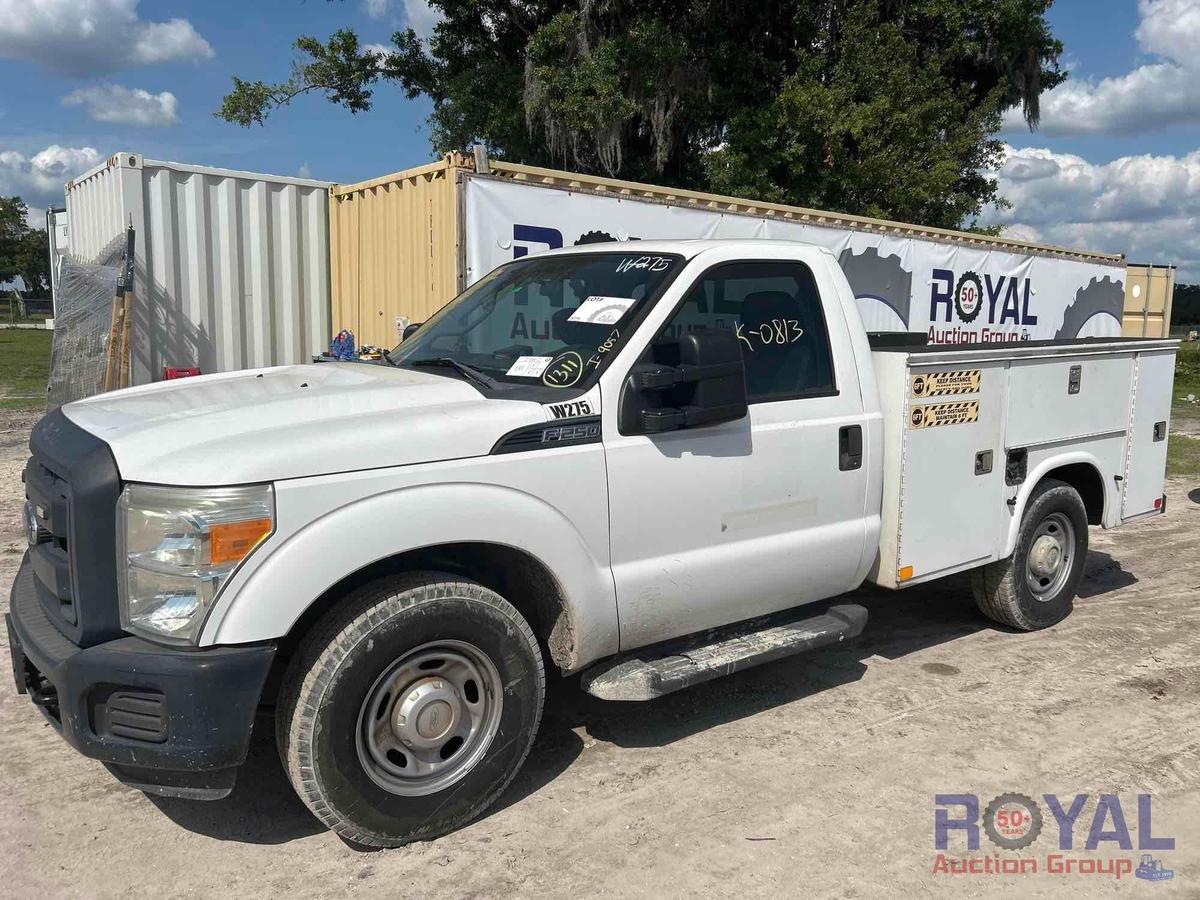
407,357,498,390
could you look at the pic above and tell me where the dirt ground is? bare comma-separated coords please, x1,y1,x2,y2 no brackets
1,407,1198,898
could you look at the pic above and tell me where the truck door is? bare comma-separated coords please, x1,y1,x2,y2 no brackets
1122,348,1175,519
602,257,871,649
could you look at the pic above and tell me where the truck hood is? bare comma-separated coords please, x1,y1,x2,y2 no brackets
62,363,544,485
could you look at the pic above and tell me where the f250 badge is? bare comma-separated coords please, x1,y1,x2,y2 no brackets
547,399,593,419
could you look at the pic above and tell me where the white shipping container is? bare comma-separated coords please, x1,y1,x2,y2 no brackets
46,207,69,309
64,152,331,385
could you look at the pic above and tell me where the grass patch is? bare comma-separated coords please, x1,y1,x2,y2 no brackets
0,328,51,410
1167,433,1200,479
1173,340,1200,416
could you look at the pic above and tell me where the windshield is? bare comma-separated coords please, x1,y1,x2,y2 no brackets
390,252,683,390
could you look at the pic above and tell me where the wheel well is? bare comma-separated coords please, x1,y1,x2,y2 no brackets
275,543,576,673
1039,462,1105,525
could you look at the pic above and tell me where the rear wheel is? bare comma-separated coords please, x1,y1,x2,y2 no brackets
972,478,1088,630
277,573,545,847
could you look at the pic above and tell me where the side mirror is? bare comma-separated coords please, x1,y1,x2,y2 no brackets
402,322,423,341
619,328,748,434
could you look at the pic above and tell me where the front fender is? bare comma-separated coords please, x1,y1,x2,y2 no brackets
200,481,618,668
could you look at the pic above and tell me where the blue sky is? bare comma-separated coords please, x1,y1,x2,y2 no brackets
2,0,1199,275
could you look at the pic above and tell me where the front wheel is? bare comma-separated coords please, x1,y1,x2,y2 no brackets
277,573,545,847
972,478,1089,630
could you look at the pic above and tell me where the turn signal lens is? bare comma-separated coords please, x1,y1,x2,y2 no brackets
210,517,273,564
898,565,914,581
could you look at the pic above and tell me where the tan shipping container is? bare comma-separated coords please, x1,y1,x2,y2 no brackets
330,152,1165,348
1122,264,1176,338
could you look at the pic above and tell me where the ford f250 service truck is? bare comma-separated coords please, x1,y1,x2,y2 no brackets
8,241,1176,847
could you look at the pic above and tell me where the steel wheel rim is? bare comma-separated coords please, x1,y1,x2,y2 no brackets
355,639,503,797
1025,511,1075,601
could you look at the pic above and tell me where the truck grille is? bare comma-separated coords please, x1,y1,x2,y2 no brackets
25,410,123,647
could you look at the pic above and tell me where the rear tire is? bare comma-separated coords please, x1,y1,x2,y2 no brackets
972,478,1088,630
277,572,545,847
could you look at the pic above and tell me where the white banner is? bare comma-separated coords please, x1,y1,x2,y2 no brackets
463,176,1125,344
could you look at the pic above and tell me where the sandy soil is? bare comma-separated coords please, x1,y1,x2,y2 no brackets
1,408,1197,898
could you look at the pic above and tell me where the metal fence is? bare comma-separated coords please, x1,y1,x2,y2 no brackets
47,236,125,409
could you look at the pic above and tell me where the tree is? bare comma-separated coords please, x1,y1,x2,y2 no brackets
0,196,25,280
15,229,52,297
1174,283,1200,328
219,0,1064,228
0,197,51,296
0,196,30,286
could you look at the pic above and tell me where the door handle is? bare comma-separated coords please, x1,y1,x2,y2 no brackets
839,425,863,471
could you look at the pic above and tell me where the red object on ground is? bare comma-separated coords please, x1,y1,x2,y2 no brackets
162,367,202,380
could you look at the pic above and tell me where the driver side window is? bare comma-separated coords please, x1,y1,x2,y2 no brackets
655,260,836,403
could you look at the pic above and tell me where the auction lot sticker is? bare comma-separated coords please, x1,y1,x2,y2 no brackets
909,400,980,429
911,369,981,398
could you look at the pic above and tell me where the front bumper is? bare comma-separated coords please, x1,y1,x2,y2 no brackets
7,556,275,799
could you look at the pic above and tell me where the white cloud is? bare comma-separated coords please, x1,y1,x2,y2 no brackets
1006,0,1200,137
362,0,441,38
1135,0,1200,63
0,145,103,208
982,144,1200,277
402,0,442,39
0,0,213,76
63,84,178,127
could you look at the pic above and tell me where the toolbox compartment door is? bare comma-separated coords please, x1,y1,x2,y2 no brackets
1121,349,1175,519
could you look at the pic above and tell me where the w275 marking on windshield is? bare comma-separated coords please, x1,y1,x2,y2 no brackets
547,400,594,419
615,256,672,273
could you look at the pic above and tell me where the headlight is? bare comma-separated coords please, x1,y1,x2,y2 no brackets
117,483,274,644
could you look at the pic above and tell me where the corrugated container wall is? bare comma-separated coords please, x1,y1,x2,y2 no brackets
329,157,459,346
65,152,332,384
1122,264,1176,337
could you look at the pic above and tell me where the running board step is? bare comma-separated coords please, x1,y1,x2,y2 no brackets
581,604,868,701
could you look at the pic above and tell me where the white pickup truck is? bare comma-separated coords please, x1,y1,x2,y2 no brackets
8,240,1176,847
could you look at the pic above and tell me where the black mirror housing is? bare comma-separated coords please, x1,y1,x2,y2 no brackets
620,327,749,434
402,322,423,341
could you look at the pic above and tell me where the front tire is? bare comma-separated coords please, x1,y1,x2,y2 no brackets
972,478,1088,630
277,573,545,847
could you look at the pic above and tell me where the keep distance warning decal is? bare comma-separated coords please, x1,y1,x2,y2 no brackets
909,400,980,429
911,369,981,398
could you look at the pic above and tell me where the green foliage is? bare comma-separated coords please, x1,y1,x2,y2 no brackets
219,0,1065,228
0,196,27,284
0,196,50,296
1172,283,1200,328
704,6,1014,227
1175,340,1200,396
15,229,52,297
217,29,381,126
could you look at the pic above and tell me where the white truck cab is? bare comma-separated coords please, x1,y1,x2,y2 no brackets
8,240,1175,846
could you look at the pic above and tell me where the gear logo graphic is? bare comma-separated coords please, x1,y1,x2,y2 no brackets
983,792,1043,849
954,271,984,324
1055,276,1124,339
837,246,914,328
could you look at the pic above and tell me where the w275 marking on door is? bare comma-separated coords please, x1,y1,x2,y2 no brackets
910,400,980,429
